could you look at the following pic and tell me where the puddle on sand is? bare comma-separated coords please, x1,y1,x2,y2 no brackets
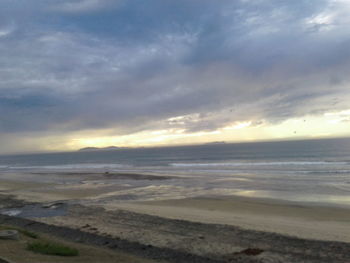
0,203,68,218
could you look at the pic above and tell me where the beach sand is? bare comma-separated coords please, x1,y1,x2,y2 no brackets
0,172,175,202
1,176,350,262
2,174,350,241
106,196,350,243
31,202,350,263
2,176,350,243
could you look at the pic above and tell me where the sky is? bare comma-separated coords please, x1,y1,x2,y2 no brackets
0,0,350,154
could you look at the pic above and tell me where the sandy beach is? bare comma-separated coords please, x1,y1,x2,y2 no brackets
107,196,350,243
1,175,350,243
1,174,350,262
2,199,350,263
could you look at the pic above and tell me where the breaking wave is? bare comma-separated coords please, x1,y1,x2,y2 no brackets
170,161,348,167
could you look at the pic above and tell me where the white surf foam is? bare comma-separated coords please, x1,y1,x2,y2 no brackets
9,163,130,170
170,161,348,167
0,209,22,216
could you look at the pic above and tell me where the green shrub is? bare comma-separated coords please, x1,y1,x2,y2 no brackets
27,241,79,257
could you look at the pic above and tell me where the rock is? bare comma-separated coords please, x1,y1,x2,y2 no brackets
0,230,19,240
233,248,264,256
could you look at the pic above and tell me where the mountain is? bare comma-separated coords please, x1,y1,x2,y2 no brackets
205,141,226,145
78,146,123,152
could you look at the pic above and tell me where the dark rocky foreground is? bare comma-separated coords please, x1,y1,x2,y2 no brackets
0,214,222,263
1,194,350,263
1,212,350,263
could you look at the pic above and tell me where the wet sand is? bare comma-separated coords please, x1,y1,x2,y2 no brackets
2,176,350,243
0,172,175,202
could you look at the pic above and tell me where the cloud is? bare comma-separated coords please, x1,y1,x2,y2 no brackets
0,0,350,152
0,23,15,38
49,0,118,14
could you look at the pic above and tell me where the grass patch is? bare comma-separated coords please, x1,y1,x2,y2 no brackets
27,241,79,257
19,229,38,239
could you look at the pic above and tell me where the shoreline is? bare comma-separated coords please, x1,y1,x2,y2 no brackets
1,174,350,243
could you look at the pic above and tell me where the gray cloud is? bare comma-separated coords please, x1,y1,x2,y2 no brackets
0,0,350,152
49,0,120,14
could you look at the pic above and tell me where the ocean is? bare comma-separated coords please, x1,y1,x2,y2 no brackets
1,138,350,207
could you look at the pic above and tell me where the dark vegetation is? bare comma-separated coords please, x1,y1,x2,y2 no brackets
27,241,79,256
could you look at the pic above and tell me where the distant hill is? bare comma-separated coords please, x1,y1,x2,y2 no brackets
79,146,124,152
205,141,226,145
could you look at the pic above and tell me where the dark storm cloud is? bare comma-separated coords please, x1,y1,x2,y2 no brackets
1,0,350,140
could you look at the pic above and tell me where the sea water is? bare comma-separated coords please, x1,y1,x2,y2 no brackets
0,138,350,206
